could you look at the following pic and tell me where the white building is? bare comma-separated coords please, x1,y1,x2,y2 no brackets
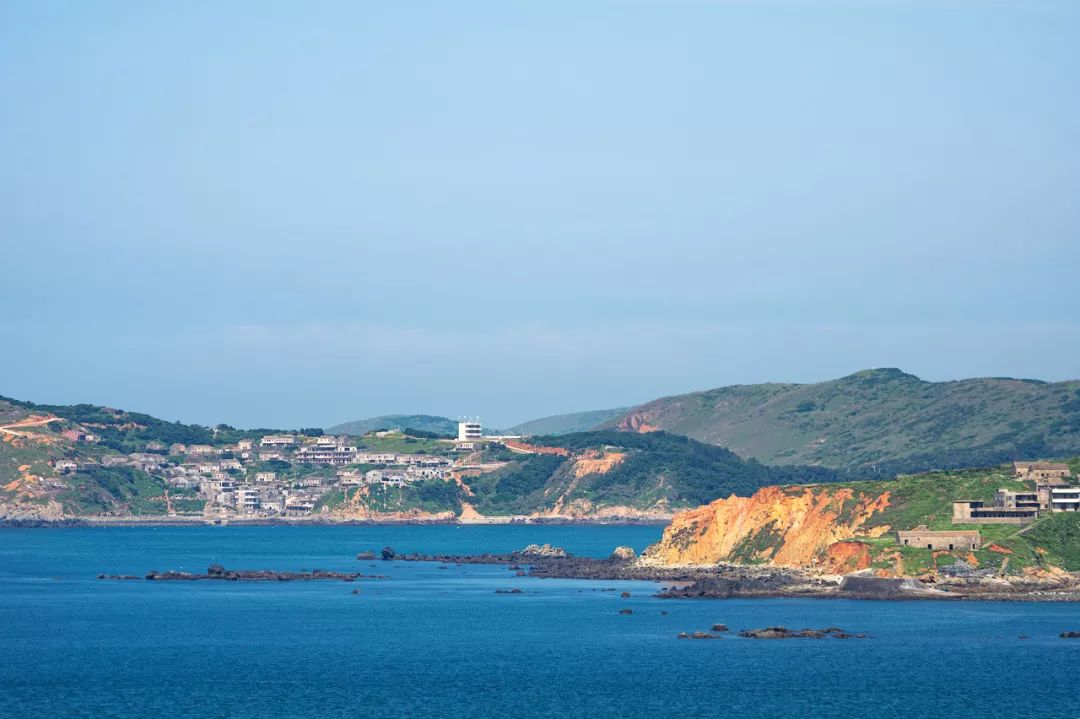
356,452,398,465
1048,485,1080,512
260,435,296,447
457,419,482,442
295,445,358,465
236,487,261,514
284,498,315,516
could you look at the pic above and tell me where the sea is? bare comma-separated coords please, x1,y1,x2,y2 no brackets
1,525,1078,718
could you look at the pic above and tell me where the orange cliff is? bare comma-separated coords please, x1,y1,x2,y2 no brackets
642,485,892,571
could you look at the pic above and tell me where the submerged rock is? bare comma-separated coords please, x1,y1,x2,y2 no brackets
739,626,865,640
112,567,374,582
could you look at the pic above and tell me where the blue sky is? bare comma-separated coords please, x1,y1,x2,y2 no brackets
2,0,1078,429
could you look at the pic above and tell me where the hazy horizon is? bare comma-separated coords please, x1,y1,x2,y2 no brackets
3,1,1079,428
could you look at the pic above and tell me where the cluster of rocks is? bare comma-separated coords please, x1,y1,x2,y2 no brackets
677,625,865,640
520,543,569,558
364,545,571,566
678,631,722,640
739,626,866,639
1062,631,1080,638
98,564,376,582
677,624,729,639
494,588,523,594
933,573,1080,601
358,544,1080,602
937,560,997,579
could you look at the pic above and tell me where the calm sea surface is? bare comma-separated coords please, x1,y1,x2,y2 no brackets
1,525,1078,718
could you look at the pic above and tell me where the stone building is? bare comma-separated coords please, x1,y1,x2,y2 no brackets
1013,461,1071,482
897,526,981,551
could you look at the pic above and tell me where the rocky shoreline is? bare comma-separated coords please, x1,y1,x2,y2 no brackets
383,546,1080,602
1,516,669,528
98,565,384,582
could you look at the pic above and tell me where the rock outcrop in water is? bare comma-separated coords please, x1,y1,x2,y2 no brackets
98,566,379,582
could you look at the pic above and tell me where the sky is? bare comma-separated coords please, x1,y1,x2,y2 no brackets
1,0,1079,430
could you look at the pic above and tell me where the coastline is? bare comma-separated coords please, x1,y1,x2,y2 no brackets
0,515,672,528
387,550,1080,603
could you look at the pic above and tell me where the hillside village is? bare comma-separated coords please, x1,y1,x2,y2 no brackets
6,412,530,520
2,393,1079,577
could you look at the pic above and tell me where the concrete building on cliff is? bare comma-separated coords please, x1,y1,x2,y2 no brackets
952,500,1037,525
897,526,981,551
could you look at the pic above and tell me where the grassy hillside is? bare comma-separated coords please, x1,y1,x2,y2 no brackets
648,462,1080,575
601,369,1080,475
456,431,840,516
327,414,459,437
505,407,630,437
0,396,315,453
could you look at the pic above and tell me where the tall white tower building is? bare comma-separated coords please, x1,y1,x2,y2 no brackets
457,419,482,442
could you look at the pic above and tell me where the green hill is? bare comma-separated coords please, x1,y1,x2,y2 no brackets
600,369,1080,475
459,431,840,516
505,407,629,436
326,415,458,437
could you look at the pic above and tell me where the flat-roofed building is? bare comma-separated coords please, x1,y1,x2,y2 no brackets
897,526,981,551
1046,485,1080,513
996,489,1040,510
953,500,1037,525
457,419,482,442
260,435,296,447
236,487,261,514
295,445,358,465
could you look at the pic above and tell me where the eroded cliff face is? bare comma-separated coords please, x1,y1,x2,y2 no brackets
615,413,660,433
642,485,891,570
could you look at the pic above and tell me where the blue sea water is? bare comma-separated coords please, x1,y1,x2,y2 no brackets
1,525,1078,718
